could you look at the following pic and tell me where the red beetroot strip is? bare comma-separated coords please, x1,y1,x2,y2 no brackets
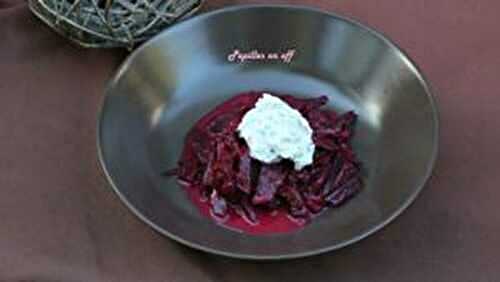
170,92,362,225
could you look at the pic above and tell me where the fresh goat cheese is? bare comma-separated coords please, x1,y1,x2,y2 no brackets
237,93,315,170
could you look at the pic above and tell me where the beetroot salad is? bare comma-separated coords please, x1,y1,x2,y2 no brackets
167,92,362,234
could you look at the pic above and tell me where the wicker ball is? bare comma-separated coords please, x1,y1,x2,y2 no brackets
28,0,203,49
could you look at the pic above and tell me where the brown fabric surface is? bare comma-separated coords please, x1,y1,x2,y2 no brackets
1,0,499,281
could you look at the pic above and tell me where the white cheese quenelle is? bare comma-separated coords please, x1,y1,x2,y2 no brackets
237,93,316,170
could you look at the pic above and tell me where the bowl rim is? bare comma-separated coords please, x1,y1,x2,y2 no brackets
96,4,440,260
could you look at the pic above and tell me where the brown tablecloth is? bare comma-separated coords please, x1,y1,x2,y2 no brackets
1,0,499,281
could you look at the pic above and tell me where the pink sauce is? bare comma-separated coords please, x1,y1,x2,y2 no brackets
186,186,304,234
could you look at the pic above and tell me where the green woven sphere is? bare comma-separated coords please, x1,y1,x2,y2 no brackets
29,0,203,48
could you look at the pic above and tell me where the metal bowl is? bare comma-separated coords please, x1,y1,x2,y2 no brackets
98,5,438,259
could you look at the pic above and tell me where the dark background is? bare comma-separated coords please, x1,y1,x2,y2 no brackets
1,0,499,281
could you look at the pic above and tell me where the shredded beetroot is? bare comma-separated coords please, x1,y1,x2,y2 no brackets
170,92,362,233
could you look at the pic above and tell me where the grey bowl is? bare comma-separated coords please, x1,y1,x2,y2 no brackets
98,5,439,260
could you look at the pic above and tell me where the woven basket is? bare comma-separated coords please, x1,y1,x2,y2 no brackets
28,0,203,49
